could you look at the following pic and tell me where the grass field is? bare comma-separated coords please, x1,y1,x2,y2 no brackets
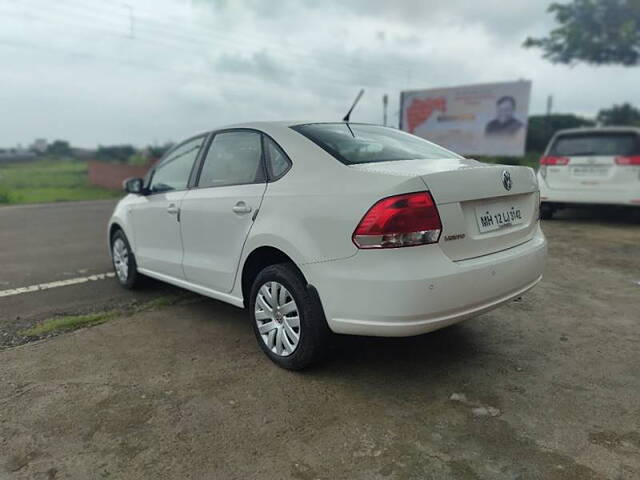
0,158,122,205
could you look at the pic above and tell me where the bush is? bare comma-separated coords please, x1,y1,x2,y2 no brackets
127,153,149,166
474,152,541,170
96,145,136,163
0,188,11,204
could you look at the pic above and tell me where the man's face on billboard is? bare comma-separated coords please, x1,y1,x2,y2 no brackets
496,100,515,123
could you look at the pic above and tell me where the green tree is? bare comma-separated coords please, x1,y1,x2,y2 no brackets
526,114,595,152
524,0,640,66
596,103,640,126
147,142,174,160
47,139,71,157
96,145,136,163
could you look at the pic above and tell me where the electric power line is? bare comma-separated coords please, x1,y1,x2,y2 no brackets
21,0,402,85
1,4,400,89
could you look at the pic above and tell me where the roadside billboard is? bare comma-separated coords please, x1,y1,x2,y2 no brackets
400,80,532,157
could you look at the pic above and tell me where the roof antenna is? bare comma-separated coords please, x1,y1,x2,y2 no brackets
343,89,364,122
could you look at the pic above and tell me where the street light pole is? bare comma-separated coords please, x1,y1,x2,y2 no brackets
382,94,388,126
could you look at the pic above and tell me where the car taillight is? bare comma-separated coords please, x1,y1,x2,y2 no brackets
352,192,442,249
540,156,570,165
615,155,640,165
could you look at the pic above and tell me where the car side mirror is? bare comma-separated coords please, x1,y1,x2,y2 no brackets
123,177,145,195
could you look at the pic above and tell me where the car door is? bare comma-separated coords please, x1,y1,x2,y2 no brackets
180,130,267,293
131,135,205,279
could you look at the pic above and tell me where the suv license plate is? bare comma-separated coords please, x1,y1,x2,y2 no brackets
572,166,608,177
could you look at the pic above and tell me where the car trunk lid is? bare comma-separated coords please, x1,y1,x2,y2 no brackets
350,159,540,261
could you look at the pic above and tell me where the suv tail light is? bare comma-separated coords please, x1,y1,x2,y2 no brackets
615,155,640,165
540,156,570,165
352,192,442,249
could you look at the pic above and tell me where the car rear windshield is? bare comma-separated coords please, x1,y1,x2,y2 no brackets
549,132,640,157
291,123,461,165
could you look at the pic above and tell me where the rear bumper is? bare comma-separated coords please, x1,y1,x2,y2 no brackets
301,225,547,337
538,173,640,206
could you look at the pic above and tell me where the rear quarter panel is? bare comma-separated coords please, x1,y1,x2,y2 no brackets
232,124,427,295
245,162,427,264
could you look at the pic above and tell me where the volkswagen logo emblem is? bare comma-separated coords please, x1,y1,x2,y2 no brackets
502,170,512,191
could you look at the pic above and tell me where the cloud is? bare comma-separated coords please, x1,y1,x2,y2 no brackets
214,50,292,84
0,0,638,147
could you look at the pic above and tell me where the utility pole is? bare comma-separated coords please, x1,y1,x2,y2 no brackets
545,94,553,140
124,4,135,39
382,94,388,126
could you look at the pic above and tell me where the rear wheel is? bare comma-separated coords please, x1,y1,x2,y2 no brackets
111,230,142,289
540,202,554,220
250,264,329,370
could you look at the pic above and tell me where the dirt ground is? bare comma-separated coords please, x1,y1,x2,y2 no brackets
1,210,639,479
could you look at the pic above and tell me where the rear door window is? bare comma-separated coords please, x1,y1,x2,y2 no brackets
549,133,640,157
197,131,265,188
264,137,292,180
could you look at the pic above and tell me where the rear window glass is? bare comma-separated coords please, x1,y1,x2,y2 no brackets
549,133,640,156
292,123,461,165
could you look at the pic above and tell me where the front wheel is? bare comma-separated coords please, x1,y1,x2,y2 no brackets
250,264,329,370
111,230,142,289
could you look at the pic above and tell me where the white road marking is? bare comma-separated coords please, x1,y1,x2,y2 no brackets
0,273,115,298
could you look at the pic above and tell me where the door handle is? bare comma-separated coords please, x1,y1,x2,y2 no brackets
167,204,180,215
232,201,252,215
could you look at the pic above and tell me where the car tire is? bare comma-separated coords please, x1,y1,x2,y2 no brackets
110,229,142,289
250,263,330,370
540,203,554,220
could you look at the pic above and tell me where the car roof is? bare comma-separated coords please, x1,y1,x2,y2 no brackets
208,120,392,131
212,120,313,130
554,125,640,136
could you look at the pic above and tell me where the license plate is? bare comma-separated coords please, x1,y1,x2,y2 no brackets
571,166,608,177
475,202,524,233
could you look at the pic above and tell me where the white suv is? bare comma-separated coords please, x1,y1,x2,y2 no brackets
538,126,640,218
109,122,546,369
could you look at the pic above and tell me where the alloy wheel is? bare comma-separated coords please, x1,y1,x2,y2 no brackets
112,238,129,283
255,281,300,357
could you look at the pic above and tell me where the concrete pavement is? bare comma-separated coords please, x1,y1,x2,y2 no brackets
0,200,118,289
0,200,181,346
0,202,639,478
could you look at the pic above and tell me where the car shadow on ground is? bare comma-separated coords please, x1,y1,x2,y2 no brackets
322,323,483,374
186,291,485,380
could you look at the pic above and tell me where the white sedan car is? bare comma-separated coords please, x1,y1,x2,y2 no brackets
108,122,547,369
538,126,640,218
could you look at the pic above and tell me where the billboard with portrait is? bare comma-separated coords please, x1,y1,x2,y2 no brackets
399,80,532,157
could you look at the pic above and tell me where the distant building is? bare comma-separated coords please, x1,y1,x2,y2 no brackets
31,138,47,153
0,146,36,162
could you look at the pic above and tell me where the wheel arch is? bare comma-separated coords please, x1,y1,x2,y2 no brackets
240,246,308,309
108,222,123,244
108,220,137,260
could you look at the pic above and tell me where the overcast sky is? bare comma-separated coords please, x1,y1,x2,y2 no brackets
1,0,639,148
